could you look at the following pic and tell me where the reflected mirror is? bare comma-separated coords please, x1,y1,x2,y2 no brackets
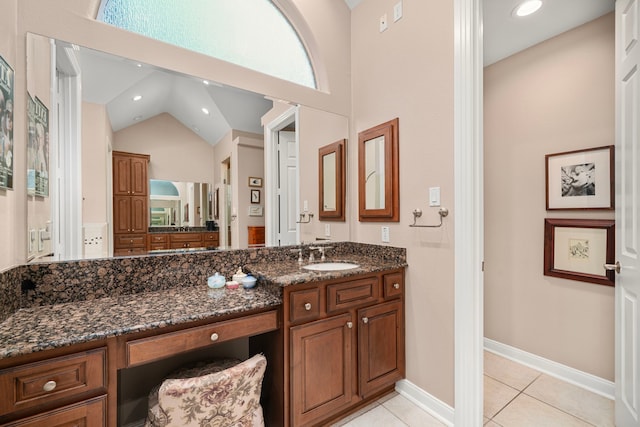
150,180,211,227
358,118,399,222
319,139,345,221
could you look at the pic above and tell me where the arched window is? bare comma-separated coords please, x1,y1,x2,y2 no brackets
97,0,316,88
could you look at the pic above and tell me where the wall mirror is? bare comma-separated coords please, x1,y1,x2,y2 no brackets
358,118,399,222
25,32,350,262
319,139,345,221
150,180,211,227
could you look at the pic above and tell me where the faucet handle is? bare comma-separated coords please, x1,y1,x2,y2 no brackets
290,248,303,264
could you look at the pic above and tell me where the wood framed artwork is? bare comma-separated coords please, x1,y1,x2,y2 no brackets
248,177,262,187
543,218,615,286
545,145,614,210
251,189,260,204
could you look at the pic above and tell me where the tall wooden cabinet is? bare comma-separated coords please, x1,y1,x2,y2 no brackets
282,268,405,427
112,152,149,256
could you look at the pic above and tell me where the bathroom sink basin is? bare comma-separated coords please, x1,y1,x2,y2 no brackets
302,262,360,271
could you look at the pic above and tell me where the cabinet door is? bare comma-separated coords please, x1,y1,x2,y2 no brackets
1,396,106,427
113,156,131,196
358,300,404,398
290,313,353,427
113,196,132,234
130,156,148,196
130,196,148,233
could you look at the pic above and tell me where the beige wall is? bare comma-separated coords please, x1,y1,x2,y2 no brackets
351,0,455,405
81,102,111,224
484,14,615,380
113,113,214,184
0,0,18,271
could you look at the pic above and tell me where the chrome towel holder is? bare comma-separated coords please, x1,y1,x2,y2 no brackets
409,207,449,228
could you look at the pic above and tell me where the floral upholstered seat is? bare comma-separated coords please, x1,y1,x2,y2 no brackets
144,354,267,427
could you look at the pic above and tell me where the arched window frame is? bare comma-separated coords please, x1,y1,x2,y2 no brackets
95,0,326,90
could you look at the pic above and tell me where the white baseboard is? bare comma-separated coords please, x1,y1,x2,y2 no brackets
395,379,455,427
484,338,614,400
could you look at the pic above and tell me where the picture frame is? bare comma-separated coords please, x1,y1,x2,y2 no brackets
545,145,614,210
248,177,262,187
543,218,615,286
251,189,260,204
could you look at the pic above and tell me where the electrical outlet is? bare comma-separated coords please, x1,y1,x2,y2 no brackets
379,13,388,32
393,1,403,22
325,224,331,237
381,226,390,243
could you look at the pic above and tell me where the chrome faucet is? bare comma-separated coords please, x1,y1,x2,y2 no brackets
309,246,333,262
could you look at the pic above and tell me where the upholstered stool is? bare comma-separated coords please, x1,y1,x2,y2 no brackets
144,354,267,427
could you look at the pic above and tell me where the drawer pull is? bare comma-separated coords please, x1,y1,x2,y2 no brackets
210,333,219,342
362,317,369,324
304,303,312,311
42,380,57,392
393,283,400,289
346,321,353,329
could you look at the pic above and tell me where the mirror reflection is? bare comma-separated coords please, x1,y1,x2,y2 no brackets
364,136,385,210
149,180,211,228
322,153,336,211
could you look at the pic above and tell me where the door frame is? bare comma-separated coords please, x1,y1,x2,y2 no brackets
454,0,484,425
264,105,299,247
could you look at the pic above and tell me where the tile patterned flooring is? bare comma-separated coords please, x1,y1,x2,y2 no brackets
331,351,614,427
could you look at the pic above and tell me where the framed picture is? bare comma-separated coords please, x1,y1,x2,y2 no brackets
543,218,615,286
0,54,14,190
251,189,260,204
248,177,262,187
545,145,614,210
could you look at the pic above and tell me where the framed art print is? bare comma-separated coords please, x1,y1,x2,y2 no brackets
543,218,615,286
545,146,614,210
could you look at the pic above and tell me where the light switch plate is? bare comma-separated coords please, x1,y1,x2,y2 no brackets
393,1,403,22
381,226,390,243
325,224,331,237
429,187,441,207
379,14,388,32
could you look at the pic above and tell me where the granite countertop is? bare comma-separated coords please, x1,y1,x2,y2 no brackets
245,255,407,287
0,285,281,359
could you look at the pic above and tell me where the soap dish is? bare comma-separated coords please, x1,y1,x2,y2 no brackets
225,280,240,290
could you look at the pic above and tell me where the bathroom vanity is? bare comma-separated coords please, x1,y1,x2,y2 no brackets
0,243,406,426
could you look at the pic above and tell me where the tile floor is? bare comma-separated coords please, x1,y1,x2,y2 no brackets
331,351,614,427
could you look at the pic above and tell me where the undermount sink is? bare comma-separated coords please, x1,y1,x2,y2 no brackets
302,262,360,272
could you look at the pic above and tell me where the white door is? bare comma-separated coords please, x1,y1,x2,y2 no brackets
615,1,640,425
278,130,298,246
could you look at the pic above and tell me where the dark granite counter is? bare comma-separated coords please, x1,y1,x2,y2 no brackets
0,242,406,361
246,255,407,286
0,285,281,359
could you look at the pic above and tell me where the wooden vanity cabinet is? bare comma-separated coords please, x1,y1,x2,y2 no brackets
283,268,405,427
113,151,150,257
0,345,109,426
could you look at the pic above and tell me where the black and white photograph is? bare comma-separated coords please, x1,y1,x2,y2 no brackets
0,55,14,190
248,177,262,187
251,189,260,204
546,146,613,210
27,94,49,197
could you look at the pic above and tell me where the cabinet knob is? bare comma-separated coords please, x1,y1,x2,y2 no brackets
210,333,219,342
43,380,57,392
362,317,369,324
346,321,353,329
130,239,133,243
393,283,400,289
304,303,312,311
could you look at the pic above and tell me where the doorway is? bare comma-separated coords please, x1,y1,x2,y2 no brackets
265,106,299,247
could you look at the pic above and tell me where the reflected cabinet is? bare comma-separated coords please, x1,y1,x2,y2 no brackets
358,118,399,222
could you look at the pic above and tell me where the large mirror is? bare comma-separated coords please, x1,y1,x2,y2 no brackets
26,32,350,262
319,139,345,221
150,180,211,227
358,118,399,222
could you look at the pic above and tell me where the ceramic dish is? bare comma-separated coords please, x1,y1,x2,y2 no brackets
225,280,240,289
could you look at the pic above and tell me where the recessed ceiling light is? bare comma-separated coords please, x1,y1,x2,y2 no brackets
203,80,210,85
132,95,143,101
513,0,542,17
192,126,200,132
136,63,143,68
133,115,143,121
201,107,210,115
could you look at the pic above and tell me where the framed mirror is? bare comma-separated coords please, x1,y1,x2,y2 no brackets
358,118,399,222
319,139,346,221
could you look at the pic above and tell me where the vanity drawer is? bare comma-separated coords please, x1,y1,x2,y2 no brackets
383,272,404,299
148,234,168,243
327,277,379,313
0,396,107,427
114,234,146,248
0,348,107,417
289,288,321,323
170,233,203,243
126,310,278,367
202,232,219,244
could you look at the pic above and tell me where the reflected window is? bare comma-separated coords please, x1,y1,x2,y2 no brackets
97,0,316,88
